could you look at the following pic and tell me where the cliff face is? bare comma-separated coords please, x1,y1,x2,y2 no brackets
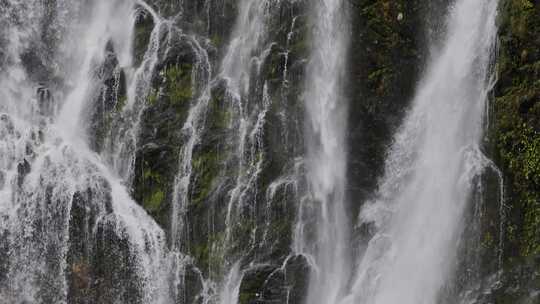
124,0,539,303
346,0,451,213
349,2,539,303
494,0,540,260
486,0,540,301
0,0,537,303
123,1,312,303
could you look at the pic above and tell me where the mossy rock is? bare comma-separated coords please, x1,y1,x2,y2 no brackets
133,39,197,229
346,0,426,213
164,63,193,105
191,148,222,206
492,0,540,259
238,265,285,304
133,6,155,67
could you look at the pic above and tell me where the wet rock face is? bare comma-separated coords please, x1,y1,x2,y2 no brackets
492,0,540,260
463,257,540,304
345,1,538,304
238,255,310,304
133,0,308,266
345,0,455,211
9,0,531,303
67,186,144,304
346,0,427,211
146,0,237,47
127,0,460,302
239,265,285,304
16,159,31,187
283,255,310,304
133,6,155,68
491,258,540,304
133,30,197,231
474,1,540,302
85,43,127,153
124,1,311,302
20,49,54,84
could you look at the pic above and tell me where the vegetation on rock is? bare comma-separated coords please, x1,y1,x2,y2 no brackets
493,0,540,259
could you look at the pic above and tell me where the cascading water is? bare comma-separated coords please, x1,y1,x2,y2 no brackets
341,1,499,304
167,0,305,303
0,0,516,303
214,0,275,301
170,35,212,251
0,1,174,302
102,1,163,183
295,1,350,304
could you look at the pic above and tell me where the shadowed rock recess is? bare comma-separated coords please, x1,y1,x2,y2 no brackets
0,0,538,303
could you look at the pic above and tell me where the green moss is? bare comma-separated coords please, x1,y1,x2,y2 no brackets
238,293,250,304
367,67,393,96
191,150,220,205
506,0,534,38
207,91,233,130
482,231,495,249
208,232,227,272
144,64,192,109
494,95,540,256
493,0,540,258
165,64,193,105
133,12,154,66
116,95,127,111
263,45,283,81
192,242,210,269
140,165,167,214
213,106,232,130
147,90,158,105
190,231,227,277
144,189,164,212
289,32,308,61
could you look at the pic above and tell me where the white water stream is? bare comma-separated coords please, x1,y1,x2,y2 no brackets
0,0,502,303
297,1,499,304
0,1,174,302
341,1,499,304
295,0,350,304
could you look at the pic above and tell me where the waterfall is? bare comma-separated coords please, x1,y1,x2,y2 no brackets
342,1,499,304
0,1,174,302
0,0,511,303
214,0,275,301
168,0,298,303
170,36,212,251
103,0,163,183
295,0,351,304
